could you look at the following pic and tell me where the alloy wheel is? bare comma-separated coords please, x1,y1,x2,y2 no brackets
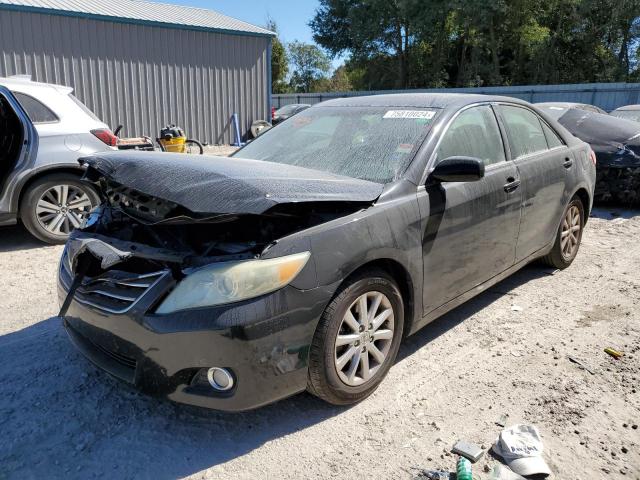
334,291,395,386
35,184,94,235
560,204,581,260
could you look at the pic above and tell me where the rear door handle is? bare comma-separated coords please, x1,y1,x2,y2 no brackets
563,157,573,168
504,177,521,193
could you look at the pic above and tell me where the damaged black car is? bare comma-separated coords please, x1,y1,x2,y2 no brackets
537,102,640,204
59,94,596,411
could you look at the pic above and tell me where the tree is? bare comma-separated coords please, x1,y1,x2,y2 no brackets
311,65,354,92
311,0,426,88
310,0,640,90
287,41,332,93
267,19,290,93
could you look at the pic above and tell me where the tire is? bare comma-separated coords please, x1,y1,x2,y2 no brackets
20,174,100,244
184,139,204,155
307,269,404,405
541,196,585,269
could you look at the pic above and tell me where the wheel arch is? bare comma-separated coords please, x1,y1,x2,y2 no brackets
339,258,417,338
572,187,591,225
13,165,86,215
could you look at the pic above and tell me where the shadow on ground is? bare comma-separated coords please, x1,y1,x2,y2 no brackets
0,262,552,479
0,224,46,252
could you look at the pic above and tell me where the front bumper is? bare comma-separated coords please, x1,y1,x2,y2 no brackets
58,260,335,411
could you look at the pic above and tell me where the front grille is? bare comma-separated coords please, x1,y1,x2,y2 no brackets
60,251,167,314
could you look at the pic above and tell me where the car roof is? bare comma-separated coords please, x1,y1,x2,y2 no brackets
612,104,640,111
536,102,592,109
0,75,73,95
319,93,529,109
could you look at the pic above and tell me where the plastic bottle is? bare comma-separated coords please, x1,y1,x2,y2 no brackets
456,456,473,480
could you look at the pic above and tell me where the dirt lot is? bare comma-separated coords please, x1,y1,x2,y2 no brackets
0,208,638,479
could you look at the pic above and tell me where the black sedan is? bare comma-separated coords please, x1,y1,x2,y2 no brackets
611,104,640,123
271,103,311,125
59,94,595,411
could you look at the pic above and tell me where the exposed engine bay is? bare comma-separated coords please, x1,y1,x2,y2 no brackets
80,185,367,266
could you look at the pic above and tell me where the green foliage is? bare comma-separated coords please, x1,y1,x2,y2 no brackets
310,0,640,90
287,41,332,93
267,19,290,94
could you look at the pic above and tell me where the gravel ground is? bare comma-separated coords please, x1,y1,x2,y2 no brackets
0,208,638,479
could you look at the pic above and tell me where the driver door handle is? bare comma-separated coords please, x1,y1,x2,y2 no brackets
563,157,574,168
504,177,521,193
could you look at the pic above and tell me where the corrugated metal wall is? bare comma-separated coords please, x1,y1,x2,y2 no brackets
0,9,270,144
273,83,640,112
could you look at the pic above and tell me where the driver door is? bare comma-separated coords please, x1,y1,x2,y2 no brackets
418,104,522,315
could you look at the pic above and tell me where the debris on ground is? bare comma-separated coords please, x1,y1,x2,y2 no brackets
492,424,551,477
496,414,510,427
567,355,596,375
604,347,624,359
452,440,484,463
456,456,473,480
488,464,527,480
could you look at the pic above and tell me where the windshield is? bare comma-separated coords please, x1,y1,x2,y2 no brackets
234,106,438,183
611,110,640,123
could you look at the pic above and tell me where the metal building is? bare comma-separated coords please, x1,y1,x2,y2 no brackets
0,0,273,144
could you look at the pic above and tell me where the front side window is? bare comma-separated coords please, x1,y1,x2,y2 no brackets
235,106,438,184
499,105,549,159
435,105,506,167
13,92,58,123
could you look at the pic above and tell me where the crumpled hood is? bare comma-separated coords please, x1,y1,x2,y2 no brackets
80,151,384,215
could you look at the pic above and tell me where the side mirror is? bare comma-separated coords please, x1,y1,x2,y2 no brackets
429,156,485,183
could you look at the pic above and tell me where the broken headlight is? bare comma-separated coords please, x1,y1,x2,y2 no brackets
156,252,311,313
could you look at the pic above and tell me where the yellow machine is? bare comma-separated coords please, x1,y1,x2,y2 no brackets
157,124,187,153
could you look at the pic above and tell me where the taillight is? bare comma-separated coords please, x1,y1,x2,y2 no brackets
91,128,117,147
589,150,597,165
271,107,276,120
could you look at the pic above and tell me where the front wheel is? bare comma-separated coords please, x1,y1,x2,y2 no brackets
20,174,100,244
307,269,404,405
541,197,585,269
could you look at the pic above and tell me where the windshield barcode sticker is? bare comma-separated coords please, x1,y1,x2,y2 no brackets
383,110,436,119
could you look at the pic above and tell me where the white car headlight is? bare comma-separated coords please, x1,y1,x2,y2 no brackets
156,252,311,314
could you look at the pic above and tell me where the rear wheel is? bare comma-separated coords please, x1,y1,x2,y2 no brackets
541,197,585,269
184,139,204,155
20,174,99,244
307,269,404,405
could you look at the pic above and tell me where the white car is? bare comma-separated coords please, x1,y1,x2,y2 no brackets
0,75,116,243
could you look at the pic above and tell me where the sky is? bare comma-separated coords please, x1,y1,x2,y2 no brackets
154,0,344,69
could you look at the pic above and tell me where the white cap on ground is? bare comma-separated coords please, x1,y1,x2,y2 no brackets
492,424,552,477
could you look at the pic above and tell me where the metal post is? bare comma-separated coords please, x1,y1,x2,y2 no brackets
231,113,244,147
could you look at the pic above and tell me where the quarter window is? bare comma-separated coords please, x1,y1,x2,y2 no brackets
435,105,505,166
13,92,58,123
499,105,549,158
541,121,564,149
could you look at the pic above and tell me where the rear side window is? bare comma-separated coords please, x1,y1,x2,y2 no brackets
13,92,58,123
541,121,564,148
436,105,506,166
68,94,102,122
499,105,549,159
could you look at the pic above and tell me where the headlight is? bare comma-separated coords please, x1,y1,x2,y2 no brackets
156,252,311,314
